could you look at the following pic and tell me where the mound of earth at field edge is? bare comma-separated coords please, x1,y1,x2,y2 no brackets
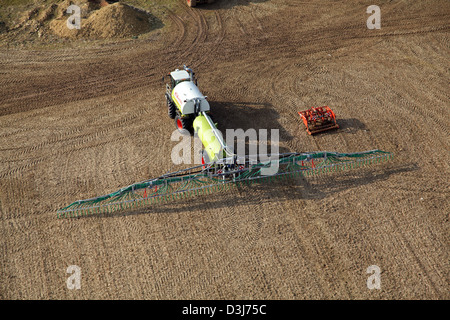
49,2,158,39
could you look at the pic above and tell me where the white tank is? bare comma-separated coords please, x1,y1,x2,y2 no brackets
171,81,210,115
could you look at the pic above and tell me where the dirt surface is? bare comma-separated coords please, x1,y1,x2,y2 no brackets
49,1,159,39
0,0,162,42
0,0,449,299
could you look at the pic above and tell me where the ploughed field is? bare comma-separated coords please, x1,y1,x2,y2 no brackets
0,0,448,299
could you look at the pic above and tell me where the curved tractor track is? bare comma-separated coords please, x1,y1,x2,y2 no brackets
0,0,448,299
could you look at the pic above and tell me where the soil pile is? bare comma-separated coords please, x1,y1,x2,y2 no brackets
49,2,156,39
2,1,158,42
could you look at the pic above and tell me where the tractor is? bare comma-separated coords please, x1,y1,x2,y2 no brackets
165,65,209,134
187,0,215,7
165,66,232,164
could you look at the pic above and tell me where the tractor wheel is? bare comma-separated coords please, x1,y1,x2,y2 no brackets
187,0,196,7
167,98,176,119
175,114,192,135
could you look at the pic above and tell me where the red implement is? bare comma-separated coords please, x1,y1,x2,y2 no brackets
298,106,339,135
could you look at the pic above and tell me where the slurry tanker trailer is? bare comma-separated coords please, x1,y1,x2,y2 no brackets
165,65,234,165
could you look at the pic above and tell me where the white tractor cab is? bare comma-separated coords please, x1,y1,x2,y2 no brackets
165,66,210,134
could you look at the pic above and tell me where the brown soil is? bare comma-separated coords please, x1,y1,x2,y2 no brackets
1,0,159,42
0,0,448,299
49,2,156,39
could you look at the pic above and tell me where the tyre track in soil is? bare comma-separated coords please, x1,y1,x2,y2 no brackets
335,74,407,156
1,96,148,157
249,10,266,38
0,99,122,147
0,65,157,117
0,102,118,150
384,37,450,140
3,6,444,118
388,209,442,297
152,4,207,69
350,58,448,170
223,33,360,110
1,174,25,222
191,9,226,69
0,39,174,117
214,11,226,43
239,5,266,39
337,64,400,151
262,26,449,67
290,213,349,298
0,48,142,91
364,190,446,298
0,107,147,179
12,128,145,213
221,9,449,64
20,75,156,125
325,62,388,151
389,84,449,142
165,7,187,49
198,187,247,298
203,183,265,298
0,158,46,181
234,15,247,37
231,183,264,250
46,119,157,209
1,115,139,161
265,61,304,153
271,189,331,298
0,45,137,64
174,3,209,68
0,128,33,140
3,12,442,96
1,38,201,116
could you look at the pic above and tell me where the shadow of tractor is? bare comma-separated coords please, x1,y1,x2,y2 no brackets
209,100,293,154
